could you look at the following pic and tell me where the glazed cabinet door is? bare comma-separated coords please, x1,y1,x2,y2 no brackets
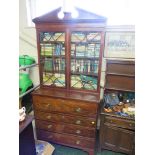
39,31,66,88
70,31,102,91
100,123,134,155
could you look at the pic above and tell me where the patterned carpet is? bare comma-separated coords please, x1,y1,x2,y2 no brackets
51,143,126,155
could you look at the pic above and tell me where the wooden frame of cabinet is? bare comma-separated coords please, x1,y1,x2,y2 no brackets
32,7,107,155
99,59,135,155
33,7,107,94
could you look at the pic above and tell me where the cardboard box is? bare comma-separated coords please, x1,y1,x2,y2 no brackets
35,140,55,155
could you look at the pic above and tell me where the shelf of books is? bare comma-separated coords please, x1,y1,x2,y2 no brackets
70,31,101,90
40,32,66,87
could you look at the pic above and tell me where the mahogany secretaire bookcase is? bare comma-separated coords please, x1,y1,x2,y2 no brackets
32,7,106,155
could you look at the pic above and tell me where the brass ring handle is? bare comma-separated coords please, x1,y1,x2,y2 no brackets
76,107,81,112
76,140,80,144
76,130,81,134
110,120,113,123
47,115,51,119
76,120,81,125
48,125,52,128
129,123,132,126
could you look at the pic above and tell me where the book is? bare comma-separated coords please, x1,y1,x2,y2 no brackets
44,58,53,71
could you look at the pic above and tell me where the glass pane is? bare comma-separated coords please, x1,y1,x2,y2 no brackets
40,32,65,42
70,31,101,91
43,72,65,87
71,75,97,90
40,32,66,88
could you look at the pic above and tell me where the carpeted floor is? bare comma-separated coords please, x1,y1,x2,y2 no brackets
51,143,126,155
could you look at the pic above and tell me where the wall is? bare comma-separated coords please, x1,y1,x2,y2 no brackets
19,0,135,96
19,0,39,86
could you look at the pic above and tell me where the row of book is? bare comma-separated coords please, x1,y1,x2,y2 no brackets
71,59,99,74
44,58,65,72
43,58,98,74
41,43,100,57
71,43,100,57
41,43,65,56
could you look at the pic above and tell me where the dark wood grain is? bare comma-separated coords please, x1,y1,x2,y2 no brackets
35,120,95,138
105,74,135,92
32,88,100,103
36,129,95,149
99,59,135,155
106,62,135,76
32,7,105,155
33,95,98,117
100,123,134,155
34,111,96,128
104,115,135,130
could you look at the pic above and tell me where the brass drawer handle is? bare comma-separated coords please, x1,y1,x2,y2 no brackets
76,140,80,145
76,130,81,134
47,125,52,128
61,100,65,103
61,116,65,119
91,121,95,125
47,115,51,119
76,120,81,125
45,103,51,108
110,120,113,123
129,123,132,126
76,107,81,112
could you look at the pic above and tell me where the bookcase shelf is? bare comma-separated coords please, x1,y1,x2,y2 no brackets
71,41,101,44
71,56,99,60
71,72,98,77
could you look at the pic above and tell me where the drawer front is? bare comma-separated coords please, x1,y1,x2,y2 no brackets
33,96,98,117
35,111,96,128
36,129,95,149
104,116,135,130
107,63,135,76
35,120,95,138
106,74,135,91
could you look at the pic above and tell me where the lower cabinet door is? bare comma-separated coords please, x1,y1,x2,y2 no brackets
101,123,134,155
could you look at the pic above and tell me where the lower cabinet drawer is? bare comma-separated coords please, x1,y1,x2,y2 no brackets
36,120,95,138
35,111,96,128
104,116,135,130
33,95,98,117
36,129,95,149
105,74,135,91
